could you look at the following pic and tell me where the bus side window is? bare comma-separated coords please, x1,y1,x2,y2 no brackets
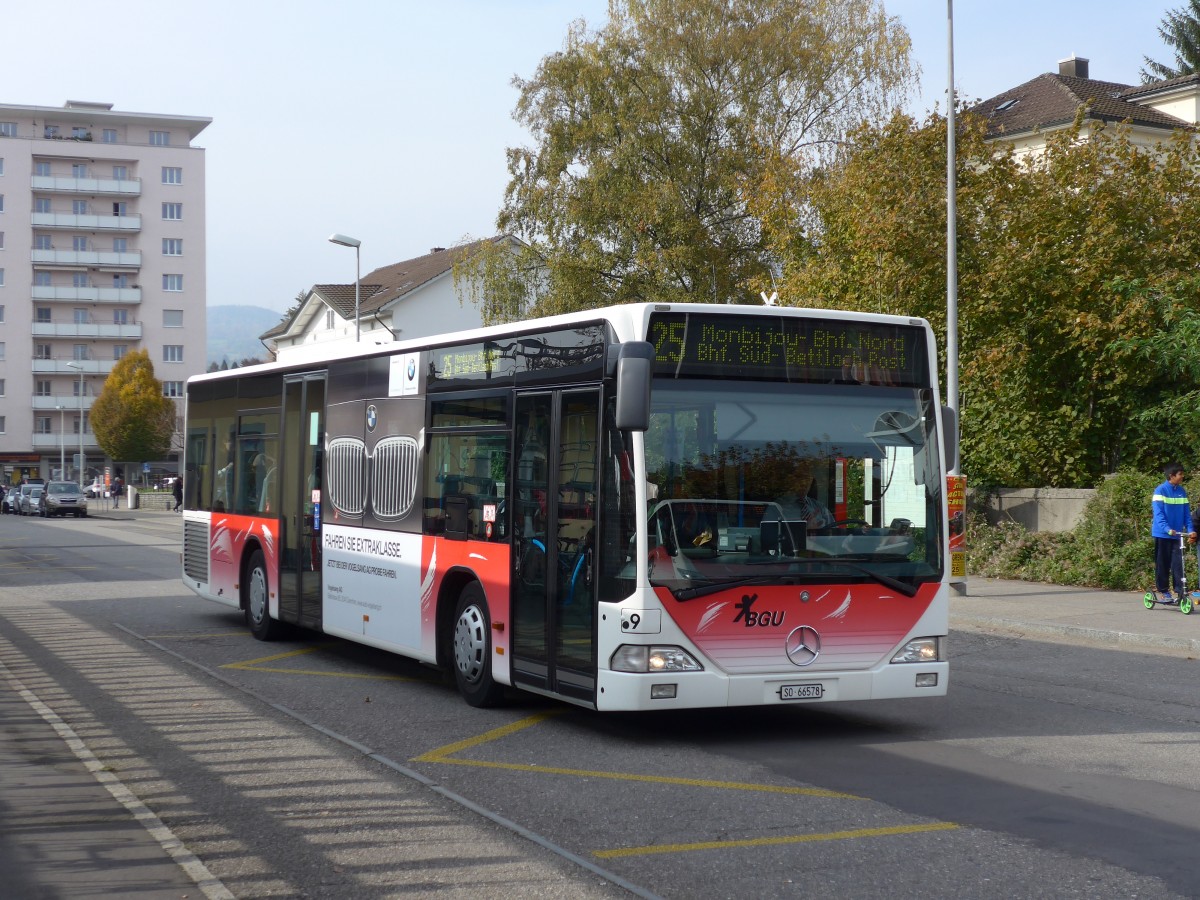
423,432,508,541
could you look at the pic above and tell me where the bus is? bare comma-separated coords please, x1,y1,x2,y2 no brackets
181,302,953,710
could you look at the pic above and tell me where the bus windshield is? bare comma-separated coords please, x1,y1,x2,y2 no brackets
644,380,944,596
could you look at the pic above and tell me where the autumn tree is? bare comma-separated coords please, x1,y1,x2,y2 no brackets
466,0,915,322
762,110,1200,487
91,349,178,465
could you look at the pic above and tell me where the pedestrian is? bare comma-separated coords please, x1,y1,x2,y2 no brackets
1151,462,1195,603
173,475,183,512
112,475,122,509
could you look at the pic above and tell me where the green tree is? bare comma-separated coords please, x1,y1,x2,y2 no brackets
474,0,914,320
762,110,1200,487
91,349,178,464
1142,0,1200,81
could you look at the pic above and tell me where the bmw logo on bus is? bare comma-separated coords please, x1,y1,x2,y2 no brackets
366,404,378,432
407,357,417,382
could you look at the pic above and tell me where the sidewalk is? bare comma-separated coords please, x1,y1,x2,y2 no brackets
4,570,1198,898
952,577,1200,657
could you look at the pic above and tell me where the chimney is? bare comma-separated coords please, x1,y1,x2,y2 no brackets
430,247,446,254
1058,55,1089,79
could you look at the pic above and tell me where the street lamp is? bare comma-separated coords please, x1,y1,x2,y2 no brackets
66,362,84,489
56,405,65,481
328,232,361,342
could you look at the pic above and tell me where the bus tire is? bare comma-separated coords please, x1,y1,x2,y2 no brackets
451,582,504,708
244,549,283,641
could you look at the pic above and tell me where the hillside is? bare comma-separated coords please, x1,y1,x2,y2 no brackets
207,305,284,367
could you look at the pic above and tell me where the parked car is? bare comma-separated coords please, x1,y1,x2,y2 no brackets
42,481,88,518
19,485,45,516
1,487,18,514
85,478,105,498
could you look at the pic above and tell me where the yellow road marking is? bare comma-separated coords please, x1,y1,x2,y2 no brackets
219,646,420,682
413,712,860,798
414,713,560,761
594,822,961,858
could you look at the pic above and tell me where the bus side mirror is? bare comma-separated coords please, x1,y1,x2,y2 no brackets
941,405,958,473
615,341,653,431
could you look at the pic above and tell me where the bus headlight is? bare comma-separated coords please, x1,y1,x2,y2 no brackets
891,637,942,663
610,645,703,673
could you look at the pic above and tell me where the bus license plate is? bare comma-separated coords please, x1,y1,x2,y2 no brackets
780,683,824,701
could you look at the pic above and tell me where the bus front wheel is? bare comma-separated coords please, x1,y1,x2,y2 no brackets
451,583,504,708
244,549,283,641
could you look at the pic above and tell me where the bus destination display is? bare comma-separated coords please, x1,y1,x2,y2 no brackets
648,312,928,387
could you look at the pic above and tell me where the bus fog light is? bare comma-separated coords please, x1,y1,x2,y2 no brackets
650,684,677,699
915,673,938,688
891,637,941,664
610,645,703,673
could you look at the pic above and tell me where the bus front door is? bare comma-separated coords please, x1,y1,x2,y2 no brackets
511,389,600,704
278,374,325,630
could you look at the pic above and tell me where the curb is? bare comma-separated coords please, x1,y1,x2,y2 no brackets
951,613,1200,656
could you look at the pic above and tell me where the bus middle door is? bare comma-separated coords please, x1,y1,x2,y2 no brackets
511,389,600,704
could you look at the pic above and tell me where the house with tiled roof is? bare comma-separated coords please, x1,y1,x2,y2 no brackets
262,236,521,362
970,55,1200,157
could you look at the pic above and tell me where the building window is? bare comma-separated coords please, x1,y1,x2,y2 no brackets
163,345,184,363
72,200,88,214
0,268,4,287
72,163,87,177
113,345,127,360
113,201,127,216
34,234,51,250
0,416,5,433
35,380,51,397
0,380,5,398
113,309,128,325
36,416,52,435
112,274,129,288
0,122,16,137
163,381,184,398
112,165,127,180
162,167,182,184
0,304,4,322
0,231,4,249
149,130,170,146
71,127,90,140
162,238,182,256
44,125,60,138
35,162,51,176
72,236,88,251
34,272,51,286
0,342,5,362
73,273,89,288
113,237,127,252
34,198,51,213
73,308,89,324
163,274,183,292
163,309,184,327
73,380,86,398
0,194,4,212
162,202,182,220
73,344,89,361
102,128,117,143
35,343,51,360
36,308,51,323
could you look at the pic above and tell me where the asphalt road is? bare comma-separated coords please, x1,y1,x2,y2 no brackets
1,511,1198,899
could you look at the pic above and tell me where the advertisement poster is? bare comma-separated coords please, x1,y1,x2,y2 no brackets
947,475,966,581
322,523,422,651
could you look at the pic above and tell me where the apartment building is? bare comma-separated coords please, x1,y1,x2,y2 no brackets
0,100,210,485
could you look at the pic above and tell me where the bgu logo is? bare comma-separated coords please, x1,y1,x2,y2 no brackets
732,593,784,628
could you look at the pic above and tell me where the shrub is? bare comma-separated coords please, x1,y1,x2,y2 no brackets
966,470,1186,590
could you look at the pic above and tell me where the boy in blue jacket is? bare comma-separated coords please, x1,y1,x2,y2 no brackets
1152,462,1196,602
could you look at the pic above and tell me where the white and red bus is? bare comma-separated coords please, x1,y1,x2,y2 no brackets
182,303,952,710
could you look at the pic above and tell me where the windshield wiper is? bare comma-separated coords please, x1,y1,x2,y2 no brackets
671,575,806,601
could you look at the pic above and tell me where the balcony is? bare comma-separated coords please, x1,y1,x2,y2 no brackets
32,321,143,340
32,286,142,304
31,395,96,412
32,249,141,268
32,359,117,376
32,212,142,232
31,432,97,451
31,175,141,196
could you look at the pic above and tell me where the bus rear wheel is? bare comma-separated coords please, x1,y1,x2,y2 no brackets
244,549,284,640
451,583,504,708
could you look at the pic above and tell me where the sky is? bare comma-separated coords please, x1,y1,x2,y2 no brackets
0,0,1175,314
